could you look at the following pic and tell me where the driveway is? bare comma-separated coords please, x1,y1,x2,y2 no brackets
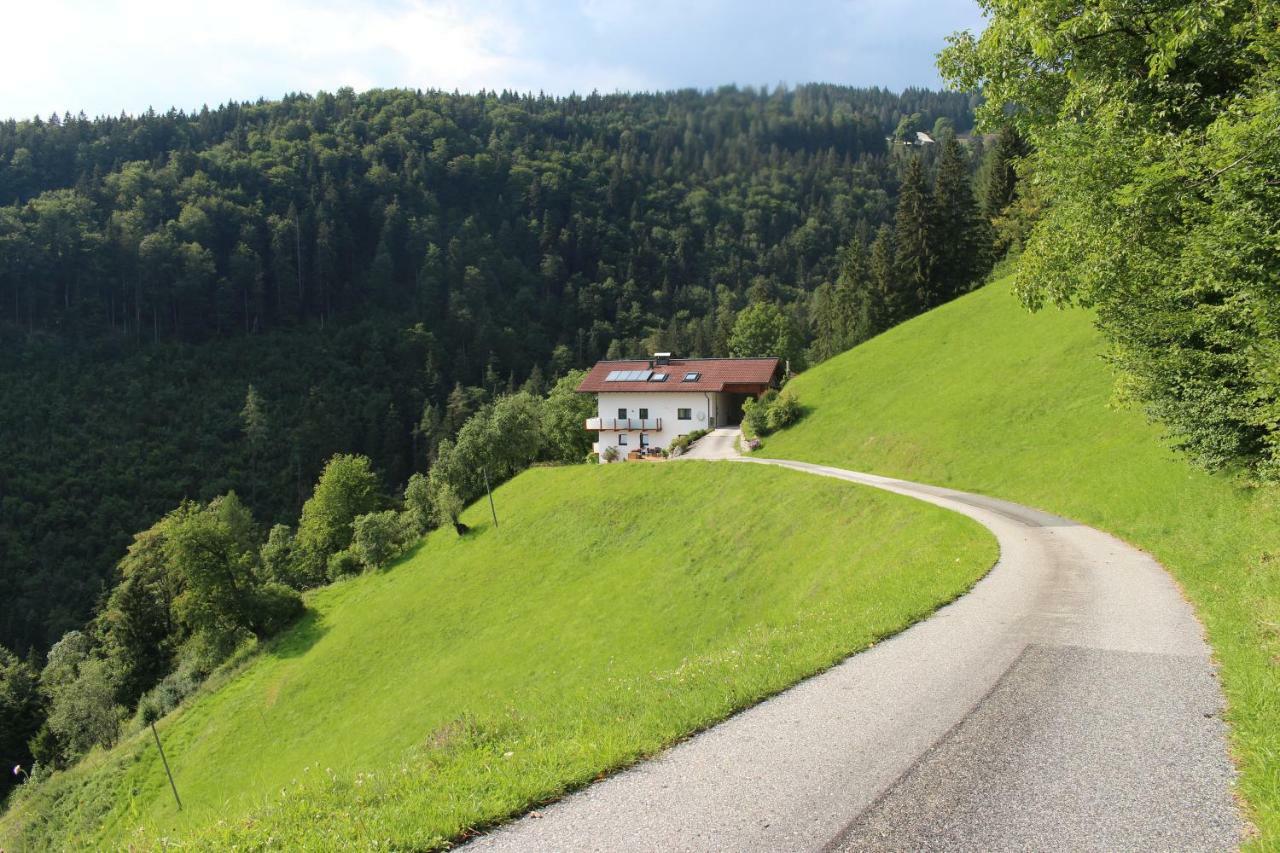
674,426,743,460
466,457,1242,851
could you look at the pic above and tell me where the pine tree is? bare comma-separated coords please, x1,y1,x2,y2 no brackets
893,157,934,313
980,127,1023,221
240,385,269,504
867,225,897,328
931,132,992,302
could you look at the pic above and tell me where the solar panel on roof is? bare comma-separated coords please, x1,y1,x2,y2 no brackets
605,370,623,381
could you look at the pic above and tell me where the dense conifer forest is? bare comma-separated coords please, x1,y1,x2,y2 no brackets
0,84,996,664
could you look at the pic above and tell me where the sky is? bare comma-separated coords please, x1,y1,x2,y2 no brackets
0,0,986,121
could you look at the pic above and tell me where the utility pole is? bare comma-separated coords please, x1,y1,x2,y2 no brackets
150,720,183,811
483,468,499,529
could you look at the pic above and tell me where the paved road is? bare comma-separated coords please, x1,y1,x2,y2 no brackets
466,455,1242,851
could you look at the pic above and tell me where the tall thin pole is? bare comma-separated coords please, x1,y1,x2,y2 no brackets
483,468,499,529
151,721,183,811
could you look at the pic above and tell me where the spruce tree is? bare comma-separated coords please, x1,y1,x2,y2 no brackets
893,157,935,313
980,127,1023,221
868,225,897,328
932,132,992,302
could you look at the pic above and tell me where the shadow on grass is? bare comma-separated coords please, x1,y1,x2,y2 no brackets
268,609,329,659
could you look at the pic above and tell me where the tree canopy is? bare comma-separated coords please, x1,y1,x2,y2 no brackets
940,0,1280,477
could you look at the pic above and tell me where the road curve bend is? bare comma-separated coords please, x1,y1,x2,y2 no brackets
467,457,1243,851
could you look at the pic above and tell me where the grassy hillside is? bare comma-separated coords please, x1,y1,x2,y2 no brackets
762,276,1280,845
1,462,994,849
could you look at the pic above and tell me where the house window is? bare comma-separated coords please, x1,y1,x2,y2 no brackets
640,433,649,447
617,407,627,419
618,434,628,446
638,408,648,420
677,408,692,420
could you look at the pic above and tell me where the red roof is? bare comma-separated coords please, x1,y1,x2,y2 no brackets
576,357,781,393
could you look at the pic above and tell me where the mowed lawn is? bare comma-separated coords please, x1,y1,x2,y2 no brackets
2,461,994,850
762,276,1280,846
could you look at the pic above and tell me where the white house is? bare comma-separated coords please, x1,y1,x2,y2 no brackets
577,353,782,460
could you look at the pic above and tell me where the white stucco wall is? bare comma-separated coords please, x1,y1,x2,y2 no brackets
590,390,727,459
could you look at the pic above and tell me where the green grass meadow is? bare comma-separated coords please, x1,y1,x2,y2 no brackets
762,276,1280,846
1,462,994,849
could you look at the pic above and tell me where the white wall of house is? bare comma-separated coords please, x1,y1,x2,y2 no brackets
590,390,727,459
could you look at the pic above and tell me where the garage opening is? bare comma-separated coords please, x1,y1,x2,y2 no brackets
722,392,753,426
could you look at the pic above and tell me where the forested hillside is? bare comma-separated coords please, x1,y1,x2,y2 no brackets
0,85,991,657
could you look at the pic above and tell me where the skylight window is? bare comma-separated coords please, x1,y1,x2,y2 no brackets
682,372,701,382
648,373,668,382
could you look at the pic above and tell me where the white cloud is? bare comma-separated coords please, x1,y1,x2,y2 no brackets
0,0,592,117
0,0,983,120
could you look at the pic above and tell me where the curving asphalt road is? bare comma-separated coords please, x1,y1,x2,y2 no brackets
466,447,1243,851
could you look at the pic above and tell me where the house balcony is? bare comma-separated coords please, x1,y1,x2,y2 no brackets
585,417,662,431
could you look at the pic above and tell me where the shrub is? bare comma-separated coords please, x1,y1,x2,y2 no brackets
326,549,362,581
431,483,465,532
602,446,620,463
259,524,298,586
765,391,802,431
403,473,431,535
351,510,409,571
743,389,778,436
668,429,710,455
43,657,124,762
131,655,205,726
251,583,305,635
293,455,384,586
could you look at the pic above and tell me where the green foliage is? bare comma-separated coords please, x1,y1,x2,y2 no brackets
326,549,363,582
765,391,803,432
0,86,984,658
131,657,205,730
978,127,1025,223
764,277,1280,844
403,473,433,535
250,583,306,637
743,389,804,437
540,370,595,463
0,645,41,799
38,634,123,765
930,132,991,302
258,524,299,587
350,510,411,571
742,389,777,437
892,157,934,315
0,464,993,849
95,525,180,709
294,455,384,585
426,392,545,510
166,494,264,646
939,0,1280,477
429,484,464,531
895,112,923,141
728,303,803,367
667,428,711,455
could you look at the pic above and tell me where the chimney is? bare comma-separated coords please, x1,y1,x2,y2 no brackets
654,352,672,366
